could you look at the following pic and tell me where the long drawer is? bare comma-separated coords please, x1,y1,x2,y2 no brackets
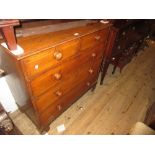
21,39,80,78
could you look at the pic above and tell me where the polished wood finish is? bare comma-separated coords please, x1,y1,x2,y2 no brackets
21,39,80,79
0,22,111,130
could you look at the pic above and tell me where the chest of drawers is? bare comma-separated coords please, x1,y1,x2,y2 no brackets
0,23,111,130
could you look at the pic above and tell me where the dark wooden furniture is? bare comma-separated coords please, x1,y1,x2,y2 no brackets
0,22,112,130
100,20,150,84
100,27,118,84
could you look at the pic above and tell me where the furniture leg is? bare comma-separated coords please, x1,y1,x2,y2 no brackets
100,59,110,85
100,27,118,85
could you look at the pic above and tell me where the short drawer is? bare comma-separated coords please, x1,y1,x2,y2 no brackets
98,28,110,43
21,39,80,78
80,42,105,61
80,31,101,51
80,28,109,51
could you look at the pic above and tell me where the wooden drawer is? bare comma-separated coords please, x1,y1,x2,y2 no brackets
80,31,101,51
80,42,105,61
21,39,80,78
98,28,110,43
39,77,96,126
80,29,109,51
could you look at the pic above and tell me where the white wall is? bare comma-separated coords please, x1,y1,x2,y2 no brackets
0,76,18,113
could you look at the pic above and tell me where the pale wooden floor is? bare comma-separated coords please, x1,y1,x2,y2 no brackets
10,41,155,135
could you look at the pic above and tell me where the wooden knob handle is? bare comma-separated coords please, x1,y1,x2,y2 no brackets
54,73,62,80
53,51,63,60
95,36,101,40
91,53,96,57
55,90,62,97
86,82,90,86
34,64,39,70
88,69,94,74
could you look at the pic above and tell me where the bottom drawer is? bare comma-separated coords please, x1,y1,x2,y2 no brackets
38,78,96,126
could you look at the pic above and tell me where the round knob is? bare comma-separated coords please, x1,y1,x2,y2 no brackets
95,36,101,40
122,31,126,35
55,90,62,97
53,51,63,60
54,73,62,80
132,27,135,30
86,82,90,86
91,53,96,57
117,46,121,49
88,69,94,74
34,64,39,70
74,33,79,36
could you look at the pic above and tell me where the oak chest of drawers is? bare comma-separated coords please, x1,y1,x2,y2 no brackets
0,22,111,130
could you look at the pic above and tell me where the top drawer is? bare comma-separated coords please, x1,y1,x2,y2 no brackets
80,28,109,51
21,39,80,78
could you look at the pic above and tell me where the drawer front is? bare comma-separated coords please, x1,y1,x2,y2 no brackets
21,39,80,78
80,42,105,61
39,77,95,126
98,28,110,43
80,31,101,51
80,29,109,51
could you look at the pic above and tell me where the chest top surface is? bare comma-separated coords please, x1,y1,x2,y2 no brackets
1,23,111,60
